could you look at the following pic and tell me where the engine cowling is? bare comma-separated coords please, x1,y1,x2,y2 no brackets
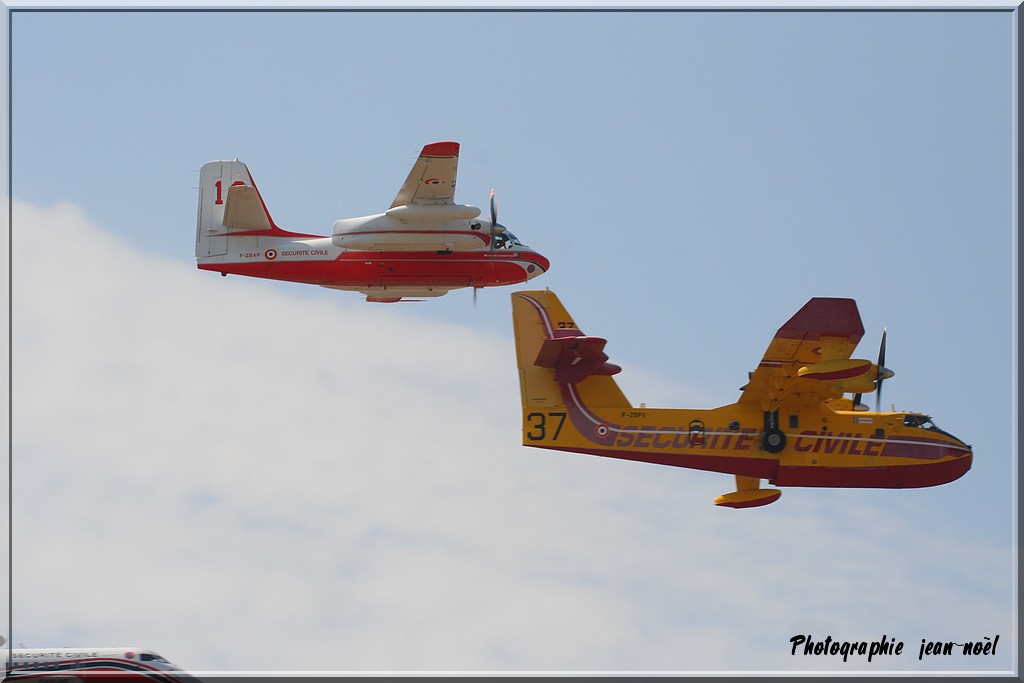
797,358,879,393
332,210,489,251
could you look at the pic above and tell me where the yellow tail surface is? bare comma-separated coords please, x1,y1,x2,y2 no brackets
511,289,631,411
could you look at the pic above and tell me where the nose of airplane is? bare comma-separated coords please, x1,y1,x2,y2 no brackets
954,450,973,480
526,250,550,278
935,448,973,486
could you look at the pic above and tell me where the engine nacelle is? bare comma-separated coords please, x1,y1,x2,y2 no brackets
384,203,481,221
797,358,881,393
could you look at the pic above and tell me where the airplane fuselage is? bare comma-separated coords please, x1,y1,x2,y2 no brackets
198,233,549,297
524,386,972,489
511,289,973,507
195,145,549,301
3,647,195,681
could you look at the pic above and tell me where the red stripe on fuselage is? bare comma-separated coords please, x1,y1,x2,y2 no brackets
790,431,970,461
530,444,780,480
8,657,181,682
530,443,972,489
200,251,547,288
774,453,972,488
553,363,970,487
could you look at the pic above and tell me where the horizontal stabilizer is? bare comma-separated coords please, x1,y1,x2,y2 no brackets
223,184,272,232
534,330,622,384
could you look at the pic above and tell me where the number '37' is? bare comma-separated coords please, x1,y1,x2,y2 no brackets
525,412,567,441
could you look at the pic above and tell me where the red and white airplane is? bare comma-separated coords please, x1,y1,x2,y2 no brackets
3,645,196,681
195,141,550,302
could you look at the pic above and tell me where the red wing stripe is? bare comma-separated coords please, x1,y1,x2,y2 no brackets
800,362,873,381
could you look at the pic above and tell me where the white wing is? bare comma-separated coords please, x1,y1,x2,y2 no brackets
390,141,461,208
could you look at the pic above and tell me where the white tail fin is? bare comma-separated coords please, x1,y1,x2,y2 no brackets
196,160,276,258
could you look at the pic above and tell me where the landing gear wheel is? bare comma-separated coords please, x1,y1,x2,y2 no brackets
762,428,787,453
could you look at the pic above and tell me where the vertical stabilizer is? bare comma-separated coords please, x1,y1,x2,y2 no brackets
511,290,631,410
196,160,275,258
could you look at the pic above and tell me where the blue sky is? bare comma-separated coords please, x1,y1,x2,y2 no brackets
4,6,1018,675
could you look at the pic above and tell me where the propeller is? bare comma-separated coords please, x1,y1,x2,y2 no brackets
874,327,894,412
489,189,507,239
471,189,506,307
851,328,894,411
489,189,499,231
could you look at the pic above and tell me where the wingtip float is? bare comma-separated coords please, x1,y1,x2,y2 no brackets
511,289,973,509
194,142,549,303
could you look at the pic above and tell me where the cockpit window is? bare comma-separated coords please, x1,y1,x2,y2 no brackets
903,414,961,441
903,414,941,430
491,231,524,250
140,653,169,663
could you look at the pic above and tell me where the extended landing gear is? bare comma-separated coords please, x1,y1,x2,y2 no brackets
761,410,787,453
713,412,789,508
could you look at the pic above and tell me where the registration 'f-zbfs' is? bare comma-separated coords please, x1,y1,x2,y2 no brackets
511,290,972,508
195,142,549,302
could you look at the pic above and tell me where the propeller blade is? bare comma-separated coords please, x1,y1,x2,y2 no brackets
473,286,478,308
878,328,887,371
875,328,888,412
487,189,508,254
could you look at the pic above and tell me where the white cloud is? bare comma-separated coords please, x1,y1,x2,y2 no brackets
9,200,1013,674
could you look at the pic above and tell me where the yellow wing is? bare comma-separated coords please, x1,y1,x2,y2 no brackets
737,298,869,412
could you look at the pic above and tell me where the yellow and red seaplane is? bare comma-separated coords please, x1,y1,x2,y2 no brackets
511,290,972,508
